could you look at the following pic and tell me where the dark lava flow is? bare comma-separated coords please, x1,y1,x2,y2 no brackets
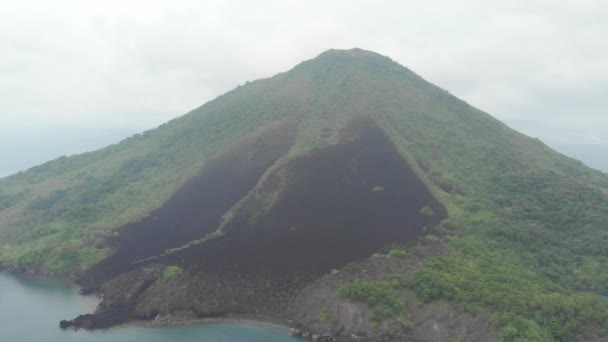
74,119,446,328
80,120,296,290
169,120,445,276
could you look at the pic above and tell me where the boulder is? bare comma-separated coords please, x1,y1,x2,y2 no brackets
58,314,96,330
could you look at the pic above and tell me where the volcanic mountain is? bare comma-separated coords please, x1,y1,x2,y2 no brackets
1,49,608,341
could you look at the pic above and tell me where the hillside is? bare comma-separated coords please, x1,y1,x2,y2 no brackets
2,48,608,341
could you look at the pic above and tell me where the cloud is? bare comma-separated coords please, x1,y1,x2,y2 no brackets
0,0,606,170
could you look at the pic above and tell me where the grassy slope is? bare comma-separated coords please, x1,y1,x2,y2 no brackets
0,64,308,273
1,49,608,339
0,49,414,273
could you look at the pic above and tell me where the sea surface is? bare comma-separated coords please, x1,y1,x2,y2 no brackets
0,272,301,342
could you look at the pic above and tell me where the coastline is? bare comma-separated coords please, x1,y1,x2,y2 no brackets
0,267,102,305
0,268,299,337
0,269,314,342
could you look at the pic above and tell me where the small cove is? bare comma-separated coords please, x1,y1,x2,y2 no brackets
0,272,301,342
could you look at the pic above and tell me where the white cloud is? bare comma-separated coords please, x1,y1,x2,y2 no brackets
0,0,606,172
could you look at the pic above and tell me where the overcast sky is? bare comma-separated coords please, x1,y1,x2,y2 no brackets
1,0,607,177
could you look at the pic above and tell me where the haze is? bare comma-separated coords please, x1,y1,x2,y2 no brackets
1,0,607,177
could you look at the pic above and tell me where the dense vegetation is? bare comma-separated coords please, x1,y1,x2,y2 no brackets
1,48,607,339
412,236,608,341
351,95,608,339
340,276,406,325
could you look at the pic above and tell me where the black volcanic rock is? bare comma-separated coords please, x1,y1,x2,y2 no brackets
59,314,96,330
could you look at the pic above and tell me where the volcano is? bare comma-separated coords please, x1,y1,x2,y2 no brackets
2,48,608,341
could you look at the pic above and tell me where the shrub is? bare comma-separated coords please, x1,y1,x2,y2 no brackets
163,265,183,280
339,280,404,323
387,249,411,259
319,307,329,323
419,206,435,216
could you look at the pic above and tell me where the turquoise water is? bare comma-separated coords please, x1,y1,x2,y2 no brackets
0,272,301,342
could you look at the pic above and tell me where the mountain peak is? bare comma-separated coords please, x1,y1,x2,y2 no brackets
311,47,396,65
319,47,381,57
286,47,422,88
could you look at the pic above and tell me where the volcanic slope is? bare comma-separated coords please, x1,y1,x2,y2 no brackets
80,118,445,290
1,48,608,341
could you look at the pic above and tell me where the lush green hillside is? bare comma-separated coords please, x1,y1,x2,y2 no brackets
2,49,608,340
0,53,354,273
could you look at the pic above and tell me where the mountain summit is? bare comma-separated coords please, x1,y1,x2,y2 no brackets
1,49,608,341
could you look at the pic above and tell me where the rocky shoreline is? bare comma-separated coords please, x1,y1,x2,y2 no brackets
59,311,341,341
0,262,76,282
0,266,324,340
0,261,370,342
0,264,332,340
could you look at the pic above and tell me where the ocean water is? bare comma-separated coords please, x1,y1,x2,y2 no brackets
0,272,301,342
